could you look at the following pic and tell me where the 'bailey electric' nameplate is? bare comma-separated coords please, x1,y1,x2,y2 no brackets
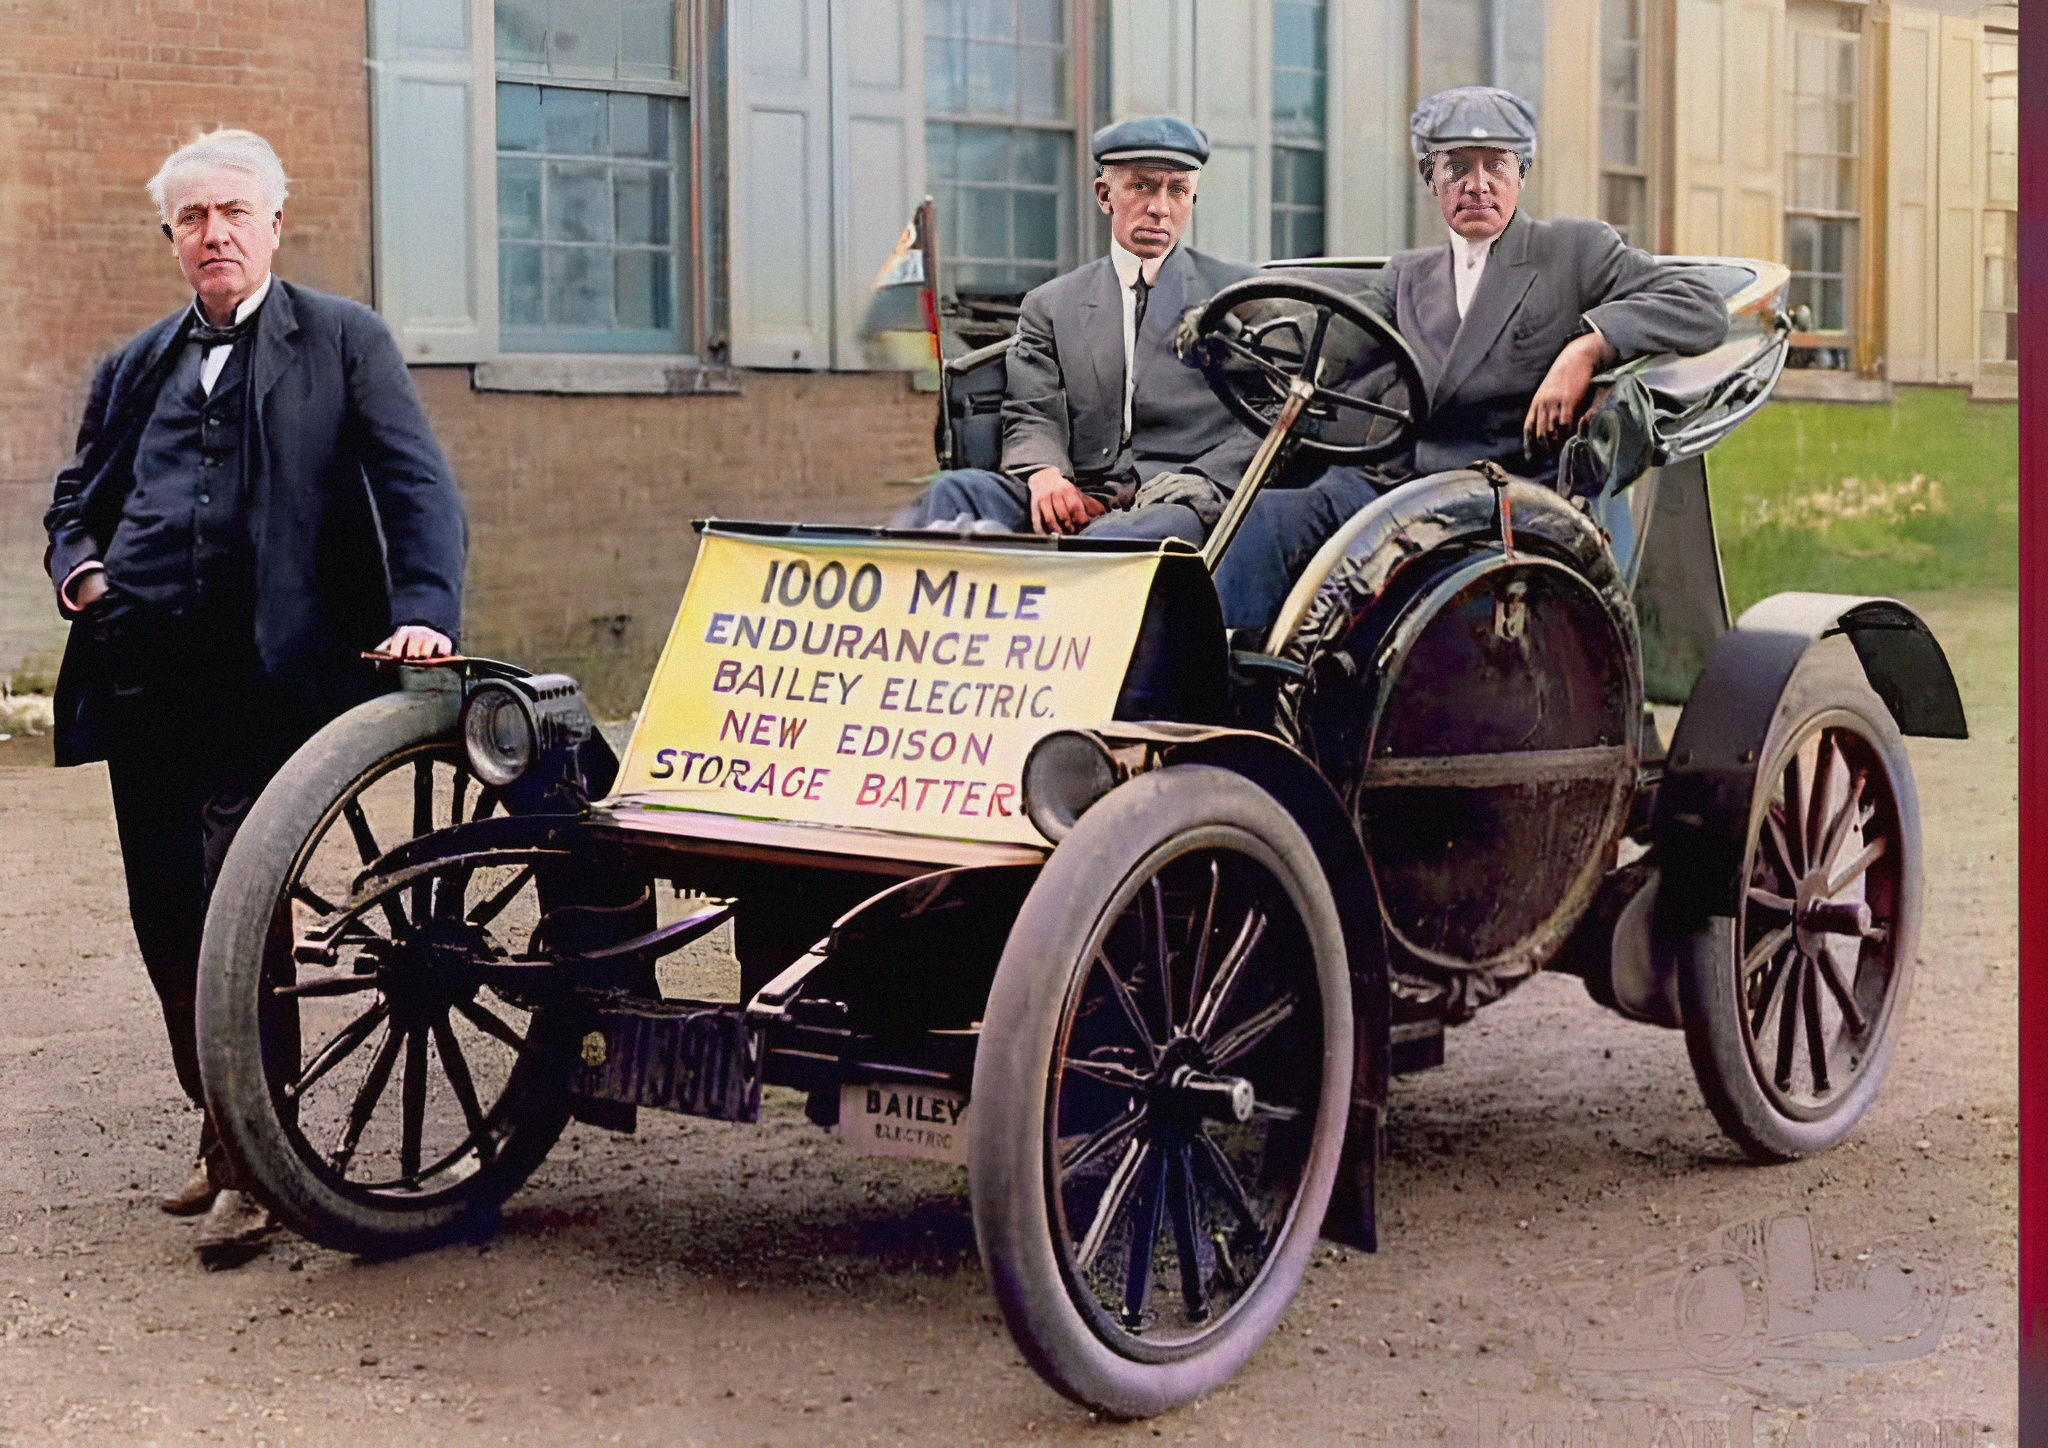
836,1083,970,1166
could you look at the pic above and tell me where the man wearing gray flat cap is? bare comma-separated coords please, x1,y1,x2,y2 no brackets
1210,84,1730,632
895,116,1258,540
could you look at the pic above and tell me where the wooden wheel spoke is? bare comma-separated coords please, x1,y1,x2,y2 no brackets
1813,767,1870,882
1743,923,1796,979
1093,950,1161,1064
1248,1099,1301,1122
1060,1106,1144,1177
1748,943,1794,1037
291,882,341,917
400,1027,429,1182
1825,836,1889,898
1800,952,1831,1093
330,1024,404,1172
286,1000,389,1101
431,1014,494,1157
1143,878,1174,1036
1061,1055,1149,1091
1185,859,1221,1031
271,972,381,1001
471,788,502,824
1764,809,1800,885
1811,948,1868,1038
1075,1138,1150,1272
1803,736,1840,868
467,866,535,930
454,998,528,1053
449,765,470,831
1772,956,1804,1090
342,800,383,867
1165,1147,1211,1324
1189,907,1268,1042
1207,992,1298,1069
1190,1131,1265,1241
1120,1147,1168,1329
1747,888,1796,916
411,761,435,922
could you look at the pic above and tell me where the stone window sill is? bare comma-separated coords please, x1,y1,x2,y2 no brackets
469,354,743,396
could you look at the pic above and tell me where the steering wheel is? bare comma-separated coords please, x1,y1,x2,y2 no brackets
1179,275,1428,464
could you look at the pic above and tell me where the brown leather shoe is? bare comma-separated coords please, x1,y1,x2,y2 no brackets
194,1190,277,1270
159,1162,218,1217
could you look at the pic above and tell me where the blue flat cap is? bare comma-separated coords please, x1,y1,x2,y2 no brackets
1410,86,1539,164
1092,115,1210,170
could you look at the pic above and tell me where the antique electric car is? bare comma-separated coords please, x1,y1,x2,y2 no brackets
194,257,1966,1417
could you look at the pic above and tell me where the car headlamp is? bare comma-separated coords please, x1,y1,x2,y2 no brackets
459,674,595,789
1021,730,1120,844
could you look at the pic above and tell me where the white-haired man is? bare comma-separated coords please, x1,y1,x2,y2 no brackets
43,128,467,1264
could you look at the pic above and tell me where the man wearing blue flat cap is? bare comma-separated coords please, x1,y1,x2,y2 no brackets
1209,85,1730,632
896,116,1258,540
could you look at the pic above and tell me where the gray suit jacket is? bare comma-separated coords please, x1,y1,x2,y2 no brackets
1000,244,1260,491
1364,210,1729,477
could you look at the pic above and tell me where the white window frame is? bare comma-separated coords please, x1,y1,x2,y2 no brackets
370,0,720,385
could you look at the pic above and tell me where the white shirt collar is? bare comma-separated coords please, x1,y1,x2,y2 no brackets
1447,231,1494,274
1110,239,1171,289
193,272,273,331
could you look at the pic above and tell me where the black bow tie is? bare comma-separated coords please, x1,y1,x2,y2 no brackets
188,313,256,350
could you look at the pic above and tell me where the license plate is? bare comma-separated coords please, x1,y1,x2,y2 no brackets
836,1083,969,1166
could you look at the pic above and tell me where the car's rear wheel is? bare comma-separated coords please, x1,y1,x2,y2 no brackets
1672,689,1920,1161
971,765,1352,1417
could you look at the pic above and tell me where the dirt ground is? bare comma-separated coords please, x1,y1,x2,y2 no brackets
0,591,2018,1447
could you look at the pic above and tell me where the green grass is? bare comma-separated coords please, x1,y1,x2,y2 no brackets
1704,387,2018,616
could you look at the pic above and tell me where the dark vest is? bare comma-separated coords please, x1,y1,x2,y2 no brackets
94,335,263,692
99,336,255,629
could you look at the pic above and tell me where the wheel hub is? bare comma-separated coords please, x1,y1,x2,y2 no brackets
382,916,492,1023
1144,1036,1255,1130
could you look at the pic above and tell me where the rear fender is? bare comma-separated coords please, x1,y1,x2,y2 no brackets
1654,593,1962,927
1097,724,1389,1251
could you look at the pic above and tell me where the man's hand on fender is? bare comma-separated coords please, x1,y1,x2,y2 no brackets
1523,331,1620,457
375,624,455,660
1027,467,1107,535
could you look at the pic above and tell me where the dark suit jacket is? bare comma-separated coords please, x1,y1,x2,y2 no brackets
1000,244,1260,491
43,279,466,765
1364,210,1729,477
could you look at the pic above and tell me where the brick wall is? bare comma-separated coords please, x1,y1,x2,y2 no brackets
1,0,942,712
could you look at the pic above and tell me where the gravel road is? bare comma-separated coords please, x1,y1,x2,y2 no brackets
0,592,2018,1446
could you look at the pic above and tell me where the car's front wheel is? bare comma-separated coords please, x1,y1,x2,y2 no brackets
970,765,1353,1417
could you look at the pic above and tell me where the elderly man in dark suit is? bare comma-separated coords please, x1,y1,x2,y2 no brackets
1210,87,1730,632
43,128,465,1261
897,116,1257,542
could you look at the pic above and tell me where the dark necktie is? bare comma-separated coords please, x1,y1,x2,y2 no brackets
188,312,255,351
1131,273,1152,336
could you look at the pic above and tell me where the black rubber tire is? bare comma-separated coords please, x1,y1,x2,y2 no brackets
969,765,1353,1418
196,686,578,1256
1671,673,1921,1162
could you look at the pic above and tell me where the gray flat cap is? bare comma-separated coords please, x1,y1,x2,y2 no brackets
1410,86,1538,164
1092,115,1210,170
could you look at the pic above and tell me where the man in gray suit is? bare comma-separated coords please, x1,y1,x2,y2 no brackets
1210,87,1730,631
897,116,1257,542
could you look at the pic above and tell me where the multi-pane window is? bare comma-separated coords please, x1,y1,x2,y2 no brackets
1271,0,1328,259
1599,0,1649,248
926,0,1074,301
1980,32,2017,369
495,1,691,352
1783,26,1859,344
